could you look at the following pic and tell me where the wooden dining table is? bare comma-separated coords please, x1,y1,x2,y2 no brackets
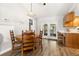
15,31,42,53
15,32,40,42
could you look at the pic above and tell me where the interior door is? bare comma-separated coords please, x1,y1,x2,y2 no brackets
49,24,56,39
43,24,57,39
43,24,48,38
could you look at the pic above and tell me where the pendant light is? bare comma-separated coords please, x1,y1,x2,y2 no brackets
27,3,35,17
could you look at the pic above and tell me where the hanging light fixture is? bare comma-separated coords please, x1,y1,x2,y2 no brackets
27,3,35,17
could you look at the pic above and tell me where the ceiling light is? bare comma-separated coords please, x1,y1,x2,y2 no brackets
27,3,35,17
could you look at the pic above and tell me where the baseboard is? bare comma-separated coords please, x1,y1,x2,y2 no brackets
44,38,57,41
48,39,57,41
0,48,11,55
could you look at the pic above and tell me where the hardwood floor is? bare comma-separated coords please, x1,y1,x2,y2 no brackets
1,39,79,56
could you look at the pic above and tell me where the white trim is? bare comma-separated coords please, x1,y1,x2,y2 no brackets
0,48,11,55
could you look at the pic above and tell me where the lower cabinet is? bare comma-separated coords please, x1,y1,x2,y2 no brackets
65,33,79,49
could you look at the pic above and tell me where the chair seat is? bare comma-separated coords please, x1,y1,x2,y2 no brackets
13,43,22,50
34,39,41,43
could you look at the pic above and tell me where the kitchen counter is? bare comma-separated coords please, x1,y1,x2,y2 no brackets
58,32,79,49
58,30,79,33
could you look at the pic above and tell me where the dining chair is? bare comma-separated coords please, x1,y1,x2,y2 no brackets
57,32,65,46
10,30,22,56
21,30,35,56
39,30,43,51
35,30,43,51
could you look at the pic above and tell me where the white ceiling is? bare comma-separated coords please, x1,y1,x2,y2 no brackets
0,3,76,19
32,3,74,18
20,3,75,18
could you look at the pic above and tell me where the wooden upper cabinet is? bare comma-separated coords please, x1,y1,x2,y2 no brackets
73,16,79,26
64,11,75,27
65,11,75,22
64,21,73,27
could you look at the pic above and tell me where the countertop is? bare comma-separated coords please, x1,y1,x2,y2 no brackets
58,31,79,33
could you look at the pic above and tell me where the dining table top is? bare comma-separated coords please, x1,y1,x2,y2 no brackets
15,32,39,41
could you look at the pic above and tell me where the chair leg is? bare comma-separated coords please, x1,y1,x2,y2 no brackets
32,47,35,56
21,50,23,56
21,46,24,56
41,42,43,51
40,39,43,51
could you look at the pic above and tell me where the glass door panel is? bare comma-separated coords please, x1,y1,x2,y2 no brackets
44,24,48,36
50,24,56,37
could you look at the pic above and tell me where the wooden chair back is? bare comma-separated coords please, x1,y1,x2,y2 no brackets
10,30,15,42
10,30,15,50
57,32,65,46
21,30,35,55
39,30,43,39
38,30,43,51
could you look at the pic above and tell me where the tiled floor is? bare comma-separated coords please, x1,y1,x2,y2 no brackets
1,39,79,56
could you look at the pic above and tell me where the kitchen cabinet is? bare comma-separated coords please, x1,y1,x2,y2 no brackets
64,11,79,27
73,16,79,26
65,33,79,49
64,21,73,27
64,11,75,27
65,11,75,22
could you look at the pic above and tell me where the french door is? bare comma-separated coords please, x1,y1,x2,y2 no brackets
43,24,57,39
